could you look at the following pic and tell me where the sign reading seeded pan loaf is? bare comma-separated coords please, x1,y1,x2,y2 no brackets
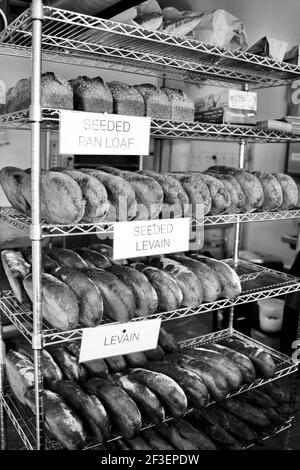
59,110,151,155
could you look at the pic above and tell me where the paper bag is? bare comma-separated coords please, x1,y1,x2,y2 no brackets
193,9,248,50
248,37,289,62
110,0,161,26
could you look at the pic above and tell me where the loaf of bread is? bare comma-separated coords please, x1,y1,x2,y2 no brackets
16,340,63,387
54,267,104,327
208,167,264,212
100,166,164,220
161,87,195,122
23,273,80,331
22,248,60,274
83,268,136,322
0,167,31,214
48,345,87,383
21,171,86,224
107,81,145,116
163,14,202,36
6,72,73,113
133,264,183,312
107,265,158,317
273,173,299,209
134,84,171,119
253,171,283,211
206,172,246,214
5,350,35,405
69,76,113,113
46,248,88,269
170,173,211,216
1,250,31,303
194,173,231,215
75,248,112,269
170,255,221,302
139,170,189,218
134,12,163,30
57,169,109,222
80,168,137,221
189,254,242,299
27,389,87,450
150,257,203,308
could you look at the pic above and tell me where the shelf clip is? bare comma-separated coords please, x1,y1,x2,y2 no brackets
31,0,44,22
32,332,43,350
30,224,42,241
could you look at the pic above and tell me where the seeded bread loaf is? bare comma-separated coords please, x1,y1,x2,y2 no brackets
107,81,145,116
6,72,73,113
22,170,86,224
80,168,137,221
206,172,246,214
134,84,171,119
57,169,109,222
194,173,231,215
23,273,80,331
253,171,283,211
139,170,189,218
69,76,113,113
273,173,299,209
100,166,164,220
170,173,211,216
161,87,195,122
0,167,31,214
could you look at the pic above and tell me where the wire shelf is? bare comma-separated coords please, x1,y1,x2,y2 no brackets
1,7,300,89
2,328,296,450
1,260,300,346
1,108,300,143
1,206,300,240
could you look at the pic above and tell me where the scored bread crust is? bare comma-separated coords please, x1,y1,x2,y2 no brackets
69,76,113,113
273,173,299,209
161,87,195,122
134,84,172,119
253,171,283,211
80,168,137,221
107,81,145,116
58,169,109,222
0,166,31,214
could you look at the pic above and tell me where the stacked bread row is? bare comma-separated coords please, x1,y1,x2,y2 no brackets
3,72,195,122
1,245,242,332
5,328,280,449
0,166,298,225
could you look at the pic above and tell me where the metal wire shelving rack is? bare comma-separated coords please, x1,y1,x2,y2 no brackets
1,328,297,450
0,0,300,452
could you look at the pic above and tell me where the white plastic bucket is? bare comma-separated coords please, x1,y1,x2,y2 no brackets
258,298,285,334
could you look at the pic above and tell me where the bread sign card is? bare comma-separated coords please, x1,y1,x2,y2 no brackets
59,110,151,155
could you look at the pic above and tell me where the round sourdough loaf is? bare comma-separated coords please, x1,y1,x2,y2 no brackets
206,172,246,213
194,173,231,215
170,173,211,216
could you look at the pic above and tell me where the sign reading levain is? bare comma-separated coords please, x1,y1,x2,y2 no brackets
79,319,161,362
113,218,190,260
59,110,151,155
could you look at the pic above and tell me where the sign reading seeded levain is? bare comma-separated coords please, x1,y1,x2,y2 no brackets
59,110,151,155
113,218,190,260
79,319,161,362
